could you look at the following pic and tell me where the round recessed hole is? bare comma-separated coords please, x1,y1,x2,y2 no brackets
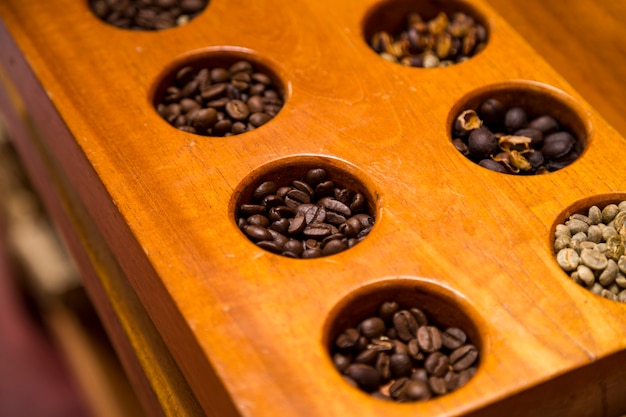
449,81,590,175
153,48,286,137
552,194,626,304
324,278,483,402
89,0,209,31
232,156,378,259
362,0,489,68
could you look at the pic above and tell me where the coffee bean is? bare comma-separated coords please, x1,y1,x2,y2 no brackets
393,310,420,342
450,345,478,371
378,302,399,323
344,364,381,392
333,353,351,372
479,98,505,127
542,132,576,159
335,328,360,350
157,60,283,136
417,326,443,352
479,158,507,173
355,347,380,365
441,327,467,349
424,352,450,377
389,353,413,378
453,98,581,175
529,115,560,134
249,112,273,127
468,127,497,159
429,376,448,395
359,317,386,339
306,168,328,186
225,99,250,121
580,248,608,270
504,107,527,132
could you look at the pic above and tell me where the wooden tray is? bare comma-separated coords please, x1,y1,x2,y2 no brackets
2,0,626,416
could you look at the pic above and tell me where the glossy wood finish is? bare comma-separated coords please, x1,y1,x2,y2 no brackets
2,1,626,416
486,0,626,138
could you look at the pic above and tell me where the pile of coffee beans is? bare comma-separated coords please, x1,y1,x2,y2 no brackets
236,168,373,258
331,301,478,401
452,98,582,175
368,11,487,68
554,201,626,303
89,0,208,30
156,60,284,136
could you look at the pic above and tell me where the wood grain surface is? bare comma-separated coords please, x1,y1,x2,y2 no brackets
1,0,626,416
486,0,626,137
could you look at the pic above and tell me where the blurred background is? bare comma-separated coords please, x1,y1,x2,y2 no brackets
0,125,144,417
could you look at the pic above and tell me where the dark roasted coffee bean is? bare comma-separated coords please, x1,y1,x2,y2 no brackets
529,115,560,134
479,98,505,126
262,194,283,208
407,338,423,361
350,192,366,213
335,328,360,350
404,380,432,401
542,131,576,159
292,180,315,198
441,327,467,350
417,326,443,352
344,364,381,392
424,352,450,377
444,370,460,390
302,248,323,258
252,181,277,202
514,127,544,147
256,240,283,254
359,317,386,339
468,127,497,159
379,301,400,323
246,214,269,227
333,353,352,372
410,368,429,383
303,223,335,239
239,204,266,217
243,225,272,242
304,205,326,224
389,353,412,378
287,215,306,235
393,310,419,342
450,344,478,371
225,99,250,120
479,158,507,173
354,347,380,365
409,308,428,326
282,239,303,256
247,95,265,113
429,376,448,395
375,352,391,381
284,189,311,208
504,107,527,132
249,112,272,127
323,238,349,255
306,168,328,186
389,377,410,401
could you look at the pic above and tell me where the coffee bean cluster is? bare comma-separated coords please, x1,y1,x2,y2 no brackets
236,168,373,258
156,60,284,136
369,12,487,68
554,201,626,303
452,98,582,175
89,0,208,30
332,301,478,402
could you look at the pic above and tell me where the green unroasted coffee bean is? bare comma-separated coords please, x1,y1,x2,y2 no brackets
599,259,619,286
580,248,608,270
577,265,595,287
556,248,579,271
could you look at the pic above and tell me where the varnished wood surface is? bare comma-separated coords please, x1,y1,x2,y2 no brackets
486,0,626,137
2,1,626,416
